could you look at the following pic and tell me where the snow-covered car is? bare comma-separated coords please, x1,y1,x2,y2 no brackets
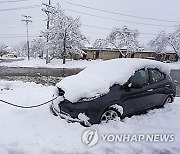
50,58,176,126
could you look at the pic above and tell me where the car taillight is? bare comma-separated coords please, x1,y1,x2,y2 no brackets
58,87,65,96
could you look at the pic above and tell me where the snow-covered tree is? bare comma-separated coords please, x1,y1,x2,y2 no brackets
148,31,168,54
42,4,87,64
93,26,139,57
108,26,139,57
30,38,45,58
149,26,180,57
0,43,8,56
12,41,27,57
167,26,180,56
93,39,108,49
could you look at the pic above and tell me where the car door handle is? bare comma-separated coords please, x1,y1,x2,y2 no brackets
147,89,153,92
165,84,170,87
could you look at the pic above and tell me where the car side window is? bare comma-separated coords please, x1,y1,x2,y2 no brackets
151,69,165,83
129,69,149,85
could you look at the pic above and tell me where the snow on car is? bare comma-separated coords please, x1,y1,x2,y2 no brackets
51,58,176,126
56,58,170,102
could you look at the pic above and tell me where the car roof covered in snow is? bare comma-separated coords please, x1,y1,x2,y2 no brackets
56,58,169,103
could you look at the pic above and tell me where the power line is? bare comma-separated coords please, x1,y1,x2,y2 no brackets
0,25,44,29
0,19,160,36
0,0,31,4
0,5,40,12
0,36,38,38
0,7,176,29
0,16,161,37
82,24,158,36
82,24,111,30
0,22,159,37
0,19,45,24
63,0,180,24
67,9,175,28
0,34,38,36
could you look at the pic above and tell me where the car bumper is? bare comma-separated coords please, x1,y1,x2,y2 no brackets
50,103,80,122
50,103,91,126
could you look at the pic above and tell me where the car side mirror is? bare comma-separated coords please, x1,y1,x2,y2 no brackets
130,82,143,89
122,82,130,90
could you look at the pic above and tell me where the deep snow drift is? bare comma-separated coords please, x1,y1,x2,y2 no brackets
0,80,180,154
57,58,169,102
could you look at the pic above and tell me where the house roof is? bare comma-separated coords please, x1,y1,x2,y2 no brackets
82,47,127,53
82,48,177,54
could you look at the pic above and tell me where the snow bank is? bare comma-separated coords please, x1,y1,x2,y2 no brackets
57,58,169,103
0,80,54,108
0,58,102,68
0,80,180,154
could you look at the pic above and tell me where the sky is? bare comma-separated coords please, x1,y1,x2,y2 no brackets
0,0,180,48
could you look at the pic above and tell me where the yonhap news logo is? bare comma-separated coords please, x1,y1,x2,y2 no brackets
101,134,174,142
82,129,174,148
82,129,99,148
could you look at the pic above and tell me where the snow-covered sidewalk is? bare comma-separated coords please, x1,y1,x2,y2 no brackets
0,58,180,70
0,58,102,68
0,80,180,154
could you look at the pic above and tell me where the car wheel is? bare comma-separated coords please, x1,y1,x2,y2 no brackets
100,108,120,124
164,96,173,104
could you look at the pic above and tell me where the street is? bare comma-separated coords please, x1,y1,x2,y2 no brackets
0,65,180,96
0,66,82,77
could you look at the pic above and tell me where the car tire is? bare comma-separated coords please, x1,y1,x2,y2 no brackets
100,108,121,124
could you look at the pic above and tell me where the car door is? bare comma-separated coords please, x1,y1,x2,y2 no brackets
149,68,169,107
121,69,155,115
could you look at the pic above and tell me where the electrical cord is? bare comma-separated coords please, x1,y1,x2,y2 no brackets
0,96,58,109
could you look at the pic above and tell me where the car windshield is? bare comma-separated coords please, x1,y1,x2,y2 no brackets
129,69,149,85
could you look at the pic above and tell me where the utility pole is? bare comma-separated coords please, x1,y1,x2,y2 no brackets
42,0,53,64
22,15,32,60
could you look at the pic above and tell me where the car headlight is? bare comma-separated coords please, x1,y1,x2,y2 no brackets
78,94,102,102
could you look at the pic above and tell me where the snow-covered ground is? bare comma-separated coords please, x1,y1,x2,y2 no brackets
0,58,180,70
0,57,23,60
0,58,102,68
0,80,180,154
166,61,180,69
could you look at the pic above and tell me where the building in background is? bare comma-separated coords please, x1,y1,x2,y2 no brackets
80,47,179,62
84,48,128,60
